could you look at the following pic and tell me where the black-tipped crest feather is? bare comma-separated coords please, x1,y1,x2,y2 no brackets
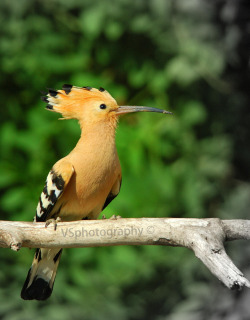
62,84,73,94
48,89,58,97
83,86,92,91
41,96,49,103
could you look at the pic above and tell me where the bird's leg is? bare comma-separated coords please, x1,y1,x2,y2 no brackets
45,217,62,231
109,214,122,220
102,214,106,219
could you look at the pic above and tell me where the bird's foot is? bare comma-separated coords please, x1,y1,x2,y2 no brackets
109,214,122,220
102,214,106,219
45,217,62,230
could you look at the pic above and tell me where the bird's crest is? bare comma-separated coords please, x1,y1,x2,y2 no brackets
41,84,117,120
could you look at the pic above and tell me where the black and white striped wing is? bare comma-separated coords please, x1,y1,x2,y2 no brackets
35,163,74,222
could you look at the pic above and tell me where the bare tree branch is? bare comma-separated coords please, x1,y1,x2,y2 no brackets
0,218,250,290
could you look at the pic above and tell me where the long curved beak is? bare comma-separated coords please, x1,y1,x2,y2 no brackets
115,106,173,115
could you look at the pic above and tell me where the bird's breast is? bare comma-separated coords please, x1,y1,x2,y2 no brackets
57,147,121,220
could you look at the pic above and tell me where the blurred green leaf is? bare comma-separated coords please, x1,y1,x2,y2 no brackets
0,0,248,319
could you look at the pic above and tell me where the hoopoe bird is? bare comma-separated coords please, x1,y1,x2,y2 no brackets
21,84,172,300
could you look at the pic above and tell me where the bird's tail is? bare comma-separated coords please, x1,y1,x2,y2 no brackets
21,248,63,300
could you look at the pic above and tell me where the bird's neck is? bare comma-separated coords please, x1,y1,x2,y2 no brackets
73,119,118,154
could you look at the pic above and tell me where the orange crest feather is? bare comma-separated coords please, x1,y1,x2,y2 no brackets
41,85,117,120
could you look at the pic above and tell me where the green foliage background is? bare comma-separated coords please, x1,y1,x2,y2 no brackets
0,0,250,319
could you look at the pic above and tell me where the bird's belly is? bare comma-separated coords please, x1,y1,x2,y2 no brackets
57,193,105,221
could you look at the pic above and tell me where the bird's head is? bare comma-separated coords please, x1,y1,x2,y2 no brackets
42,84,172,127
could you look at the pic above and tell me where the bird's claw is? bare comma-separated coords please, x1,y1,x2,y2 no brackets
45,217,62,230
109,214,122,220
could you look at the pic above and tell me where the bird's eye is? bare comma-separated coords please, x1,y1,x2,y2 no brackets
99,104,107,110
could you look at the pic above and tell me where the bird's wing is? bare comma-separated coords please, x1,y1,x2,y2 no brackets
35,160,74,222
102,176,122,210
